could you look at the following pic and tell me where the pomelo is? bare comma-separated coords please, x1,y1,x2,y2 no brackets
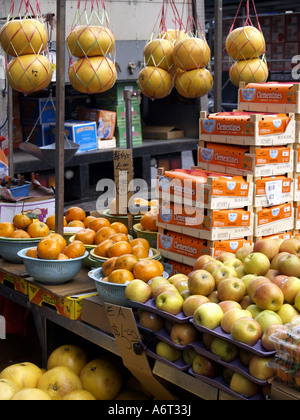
229,58,268,87
143,38,174,71
175,67,213,98
138,66,173,100
67,25,115,58
173,37,210,70
226,26,265,60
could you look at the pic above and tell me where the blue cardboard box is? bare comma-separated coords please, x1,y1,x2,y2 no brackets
20,97,56,124
50,121,98,152
22,123,53,147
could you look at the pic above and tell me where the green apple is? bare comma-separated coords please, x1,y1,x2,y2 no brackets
230,372,260,398
182,348,198,365
220,308,253,334
253,282,284,312
193,302,224,330
230,317,262,346
295,291,300,312
210,337,239,363
125,279,152,303
223,258,244,270
244,252,270,276
277,304,299,324
235,265,247,279
182,294,210,317
155,341,181,362
235,245,254,263
255,310,282,334
248,356,276,381
156,291,184,315
239,349,254,367
246,304,262,319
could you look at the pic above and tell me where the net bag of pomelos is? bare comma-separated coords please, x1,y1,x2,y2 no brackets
67,0,116,95
0,0,53,94
226,0,268,87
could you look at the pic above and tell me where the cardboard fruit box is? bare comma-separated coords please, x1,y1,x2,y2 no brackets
0,261,29,295
157,201,253,241
294,174,300,201
254,175,294,207
238,81,300,113
199,111,295,146
197,142,294,177
157,168,253,210
254,202,294,237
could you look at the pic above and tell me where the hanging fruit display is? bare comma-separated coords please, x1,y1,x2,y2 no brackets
0,1,53,94
67,1,116,94
138,0,213,100
225,0,268,87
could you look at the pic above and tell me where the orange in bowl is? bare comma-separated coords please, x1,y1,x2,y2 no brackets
108,269,134,284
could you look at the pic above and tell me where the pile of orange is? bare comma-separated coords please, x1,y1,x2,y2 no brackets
140,210,158,232
101,253,164,284
25,233,86,261
0,213,50,239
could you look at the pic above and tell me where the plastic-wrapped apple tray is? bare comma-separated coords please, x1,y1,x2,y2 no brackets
188,369,265,401
128,297,191,324
190,319,276,358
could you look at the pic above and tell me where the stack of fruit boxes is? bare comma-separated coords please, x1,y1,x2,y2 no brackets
156,167,254,269
197,90,297,241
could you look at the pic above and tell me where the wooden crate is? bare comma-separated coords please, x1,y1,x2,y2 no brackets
199,111,295,146
294,173,300,201
253,174,294,207
254,202,294,237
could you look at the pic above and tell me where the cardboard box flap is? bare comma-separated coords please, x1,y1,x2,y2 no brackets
142,125,184,139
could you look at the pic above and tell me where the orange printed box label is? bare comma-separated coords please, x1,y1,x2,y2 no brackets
212,209,251,228
296,146,300,163
263,232,292,240
239,83,298,104
297,206,300,220
163,259,193,275
198,142,250,171
201,112,290,137
213,239,253,256
158,203,204,229
255,146,291,165
158,168,250,201
158,231,209,259
255,176,292,196
257,203,293,226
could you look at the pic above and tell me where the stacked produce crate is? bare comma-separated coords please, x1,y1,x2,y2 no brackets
197,82,299,242
94,81,142,147
156,167,254,271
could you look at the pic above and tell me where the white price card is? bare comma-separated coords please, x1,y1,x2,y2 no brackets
265,179,283,206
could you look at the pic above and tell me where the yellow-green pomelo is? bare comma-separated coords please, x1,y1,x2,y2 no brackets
68,56,117,94
226,26,265,60
173,37,210,70
138,66,173,100
143,39,174,71
229,58,268,87
175,67,213,98
0,19,47,56
67,25,115,58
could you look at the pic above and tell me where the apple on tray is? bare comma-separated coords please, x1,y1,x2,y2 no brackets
152,283,180,300
230,317,262,346
218,300,242,314
247,276,271,303
229,372,260,398
217,277,246,302
255,310,282,335
261,324,288,352
253,282,284,312
168,273,189,286
155,290,184,315
125,279,152,304
182,294,210,317
220,308,253,334
147,276,170,293
244,252,270,276
139,311,165,332
278,254,300,277
193,302,224,330
188,269,216,296
253,238,280,261
235,245,254,263
192,354,219,379
277,303,299,324
248,356,276,382
155,341,182,362
169,323,198,347
210,336,239,363
212,266,237,288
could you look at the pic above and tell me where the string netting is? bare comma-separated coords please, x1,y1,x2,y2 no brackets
0,0,53,94
67,0,117,95
226,0,268,87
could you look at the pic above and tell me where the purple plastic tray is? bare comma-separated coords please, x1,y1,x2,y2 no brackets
190,319,276,357
188,368,265,400
128,297,191,324
191,341,269,386
146,347,191,372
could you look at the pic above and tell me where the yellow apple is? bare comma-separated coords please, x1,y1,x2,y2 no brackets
155,341,182,362
80,358,122,400
218,300,242,313
147,276,169,293
247,276,271,302
210,337,239,363
212,266,237,288
188,269,215,296
220,308,253,333
295,291,300,311
192,354,219,378
156,290,184,315
153,283,179,300
193,302,224,330
208,290,219,303
139,310,165,331
230,317,262,346
203,259,224,274
167,273,188,286
125,279,152,303
277,303,299,324
216,252,236,262
241,274,256,294
193,254,214,270
217,277,246,302
0,378,20,400
182,294,210,317
278,277,300,304
248,356,276,381
11,388,52,400
37,366,82,400
169,323,198,346
253,238,280,261
230,372,260,398
255,310,282,334
47,344,88,376
270,252,289,270
278,254,300,277
244,252,270,276
261,324,288,351
235,245,254,262
253,282,284,311
246,304,262,319
0,362,42,389
223,257,244,270
62,390,96,400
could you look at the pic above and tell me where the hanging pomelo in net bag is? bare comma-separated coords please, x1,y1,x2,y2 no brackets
0,0,53,94
226,0,268,87
67,0,116,94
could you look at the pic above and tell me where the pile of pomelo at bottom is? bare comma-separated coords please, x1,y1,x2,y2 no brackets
0,213,51,239
125,236,300,350
0,344,152,400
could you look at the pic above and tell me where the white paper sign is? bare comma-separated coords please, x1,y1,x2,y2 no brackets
265,180,283,206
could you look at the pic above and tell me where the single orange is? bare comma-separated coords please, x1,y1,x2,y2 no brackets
68,220,85,228
108,233,129,243
45,214,67,231
13,213,33,230
114,254,139,272
37,237,62,260
101,256,118,276
0,222,15,237
130,238,150,252
131,244,149,259
107,241,132,258
88,217,111,232
93,239,114,258
48,233,67,252
63,240,86,259
102,276,109,282
108,269,135,284
65,206,86,223
10,229,31,239
75,228,96,245
83,215,96,228
27,222,50,238
153,259,164,276
110,222,128,235
133,259,161,282
26,248,38,258
56,253,70,260
94,227,116,244
140,211,158,232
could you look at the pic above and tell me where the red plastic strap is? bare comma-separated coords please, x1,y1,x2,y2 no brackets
10,0,41,18
230,0,262,32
